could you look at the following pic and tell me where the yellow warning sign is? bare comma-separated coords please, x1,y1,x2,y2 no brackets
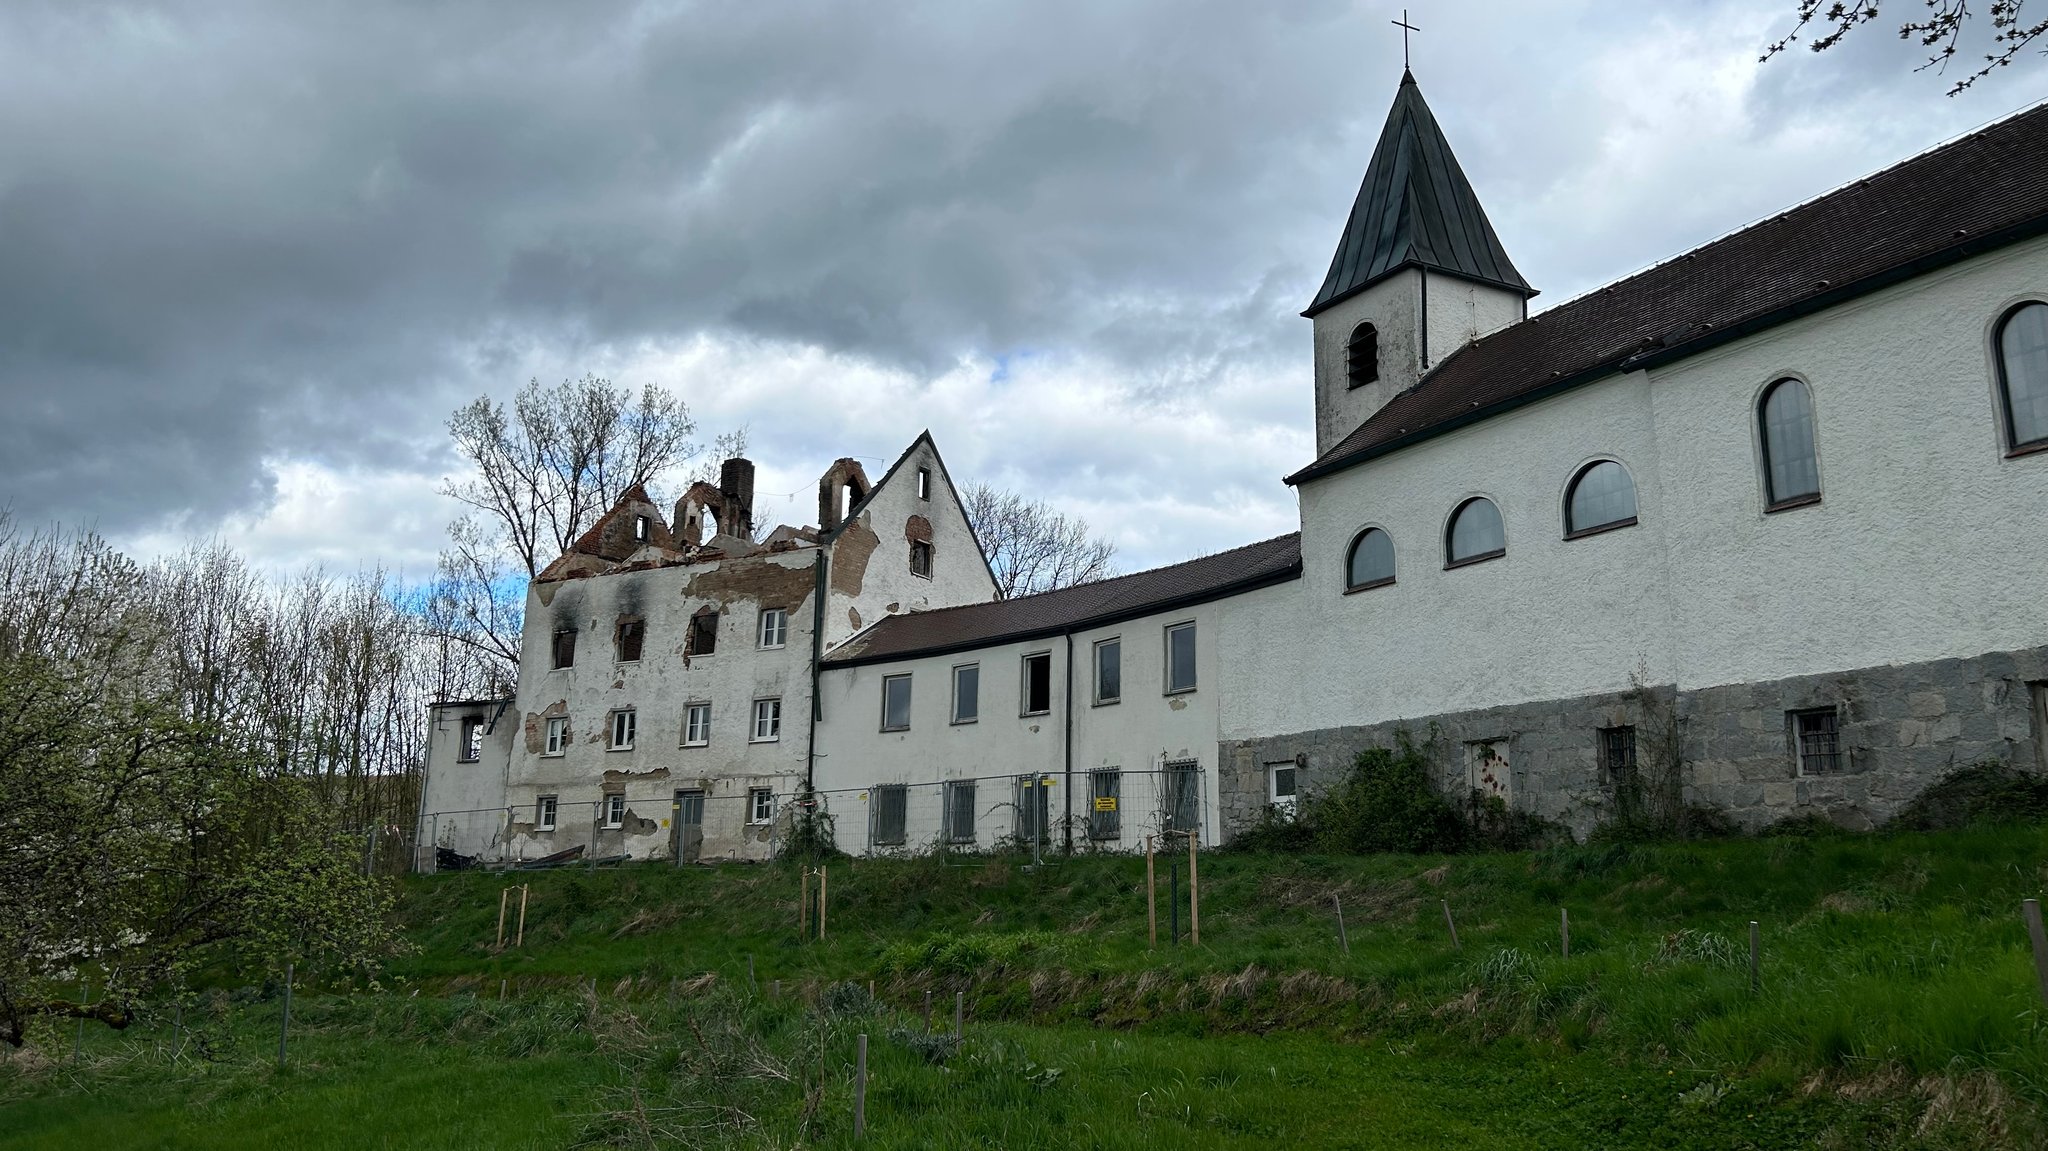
1093,797,1117,812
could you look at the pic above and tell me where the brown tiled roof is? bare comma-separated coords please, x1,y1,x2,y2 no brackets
1288,101,2048,485
823,533,1302,667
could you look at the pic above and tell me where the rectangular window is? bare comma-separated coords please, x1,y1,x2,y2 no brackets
682,702,711,747
1088,769,1121,840
615,618,645,662
1163,759,1200,833
602,793,625,828
609,709,636,750
872,784,908,846
1792,707,1842,774
1015,774,1051,844
1022,651,1052,715
1600,726,1638,788
633,515,649,542
1093,638,1121,705
951,664,979,724
748,787,774,825
536,794,558,832
688,612,719,656
943,780,977,844
1268,762,1298,813
752,698,782,742
543,716,569,757
758,608,788,649
910,540,934,578
458,716,483,762
551,629,577,669
1165,622,1196,694
881,674,913,731
916,466,931,500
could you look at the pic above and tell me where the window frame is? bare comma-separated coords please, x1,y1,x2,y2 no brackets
551,629,577,670
950,663,979,725
687,611,719,657
1995,300,2048,457
943,779,977,844
1790,706,1843,775
1020,651,1053,716
615,617,645,663
1093,637,1122,706
880,673,913,732
916,466,932,500
758,607,788,649
682,702,711,747
1343,526,1397,592
633,514,650,542
1757,376,1824,512
1346,321,1379,389
751,697,782,743
1599,725,1638,789
871,783,909,846
542,715,569,757
747,787,774,825
1562,459,1640,540
1164,621,1197,695
1267,761,1298,814
602,793,625,829
1443,497,1507,569
535,794,558,832
909,539,934,579
608,708,636,751
458,716,483,763
1088,768,1122,841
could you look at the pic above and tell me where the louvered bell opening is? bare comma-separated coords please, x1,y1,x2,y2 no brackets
1346,322,1380,389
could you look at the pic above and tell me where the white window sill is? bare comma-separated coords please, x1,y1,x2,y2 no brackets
682,740,709,749
541,751,565,758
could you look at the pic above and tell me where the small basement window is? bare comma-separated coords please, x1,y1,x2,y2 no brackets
543,716,569,756
552,629,577,669
602,793,625,828
615,618,645,662
536,794,558,832
688,611,719,656
1022,652,1052,715
1600,725,1638,789
910,540,934,579
459,716,483,763
1792,707,1841,775
1268,762,1298,813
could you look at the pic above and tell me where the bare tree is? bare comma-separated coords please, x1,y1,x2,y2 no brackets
962,482,1117,599
1765,1,2047,94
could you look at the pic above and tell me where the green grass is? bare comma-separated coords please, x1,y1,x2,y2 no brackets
7,824,2048,1147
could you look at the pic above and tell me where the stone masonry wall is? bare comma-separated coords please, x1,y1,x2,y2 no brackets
1219,645,2048,841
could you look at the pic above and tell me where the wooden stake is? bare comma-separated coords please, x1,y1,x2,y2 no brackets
800,868,811,938
1441,900,1461,951
819,866,828,941
1145,836,1158,949
515,884,529,948
2024,901,2048,1004
1188,829,1200,948
500,978,508,1001
1749,920,1761,993
496,887,510,948
1560,907,1571,959
1334,895,1350,956
854,1032,869,1137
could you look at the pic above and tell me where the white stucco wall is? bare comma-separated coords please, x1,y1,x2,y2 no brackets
822,435,996,655
419,699,517,863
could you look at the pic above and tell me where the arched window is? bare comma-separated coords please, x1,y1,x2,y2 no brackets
1758,378,1821,507
1346,322,1379,388
1445,498,1505,567
1997,302,2048,451
1345,527,1396,590
1564,460,1638,537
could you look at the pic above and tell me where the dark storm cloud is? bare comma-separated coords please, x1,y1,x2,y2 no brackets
0,0,2040,556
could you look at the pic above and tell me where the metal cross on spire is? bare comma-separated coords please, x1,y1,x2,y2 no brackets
1392,8,1420,70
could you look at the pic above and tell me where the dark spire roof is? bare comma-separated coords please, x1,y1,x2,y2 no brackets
1304,71,1533,317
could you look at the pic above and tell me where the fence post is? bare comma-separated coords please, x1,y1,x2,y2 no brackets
278,963,293,1066
516,884,529,948
801,869,811,939
1441,900,1461,951
1335,896,1350,956
1748,920,1761,993
854,1032,869,1137
1145,836,1158,949
819,866,828,941
923,990,932,1032
954,990,964,1037
1188,828,1200,948
496,887,510,949
1560,907,1571,959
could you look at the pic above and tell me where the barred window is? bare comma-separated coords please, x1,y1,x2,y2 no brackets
1015,775,1051,845
1792,707,1841,774
872,784,908,846
1089,769,1122,840
943,780,977,844
1600,725,1637,787
1163,759,1200,834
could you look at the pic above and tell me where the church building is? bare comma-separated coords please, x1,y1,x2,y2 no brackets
421,73,2048,864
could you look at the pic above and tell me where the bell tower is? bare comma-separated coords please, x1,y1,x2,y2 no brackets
1304,71,1536,456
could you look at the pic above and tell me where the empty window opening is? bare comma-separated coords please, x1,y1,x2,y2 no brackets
872,784,908,846
1089,769,1122,840
881,673,913,732
459,716,483,763
752,698,782,742
543,716,569,756
688,611,719,656
910,540,934,578
1022,651,1053,715
1600,726,1638,789
1792,707,1842,774
1094,638,1121,705
943,780,977,844
609,709,637,750
1346,322,1379,388
1268,762,1298,814
952,664,979,724
916,467,932,500
634,515,650,542
747,787,774,825
615,618,645,662
758,608,788,649
1165,622,1197,694
551,629,577,669
683,703,711,747
603,793,625,829
535,794,559,832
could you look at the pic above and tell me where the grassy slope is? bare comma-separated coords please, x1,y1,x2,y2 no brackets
5,825,2046,1149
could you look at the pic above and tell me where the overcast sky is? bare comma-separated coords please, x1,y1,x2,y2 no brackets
3,0,2043,580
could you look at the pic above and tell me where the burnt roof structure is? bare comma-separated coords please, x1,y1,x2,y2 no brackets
1303,70,1533,318
823,533,1302,668
1290,100,2048,485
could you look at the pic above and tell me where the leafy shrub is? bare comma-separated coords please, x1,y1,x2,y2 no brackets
1892,760,2048,831
816,980,880,1019
1305,734,1468,855
886,1025,960,1064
